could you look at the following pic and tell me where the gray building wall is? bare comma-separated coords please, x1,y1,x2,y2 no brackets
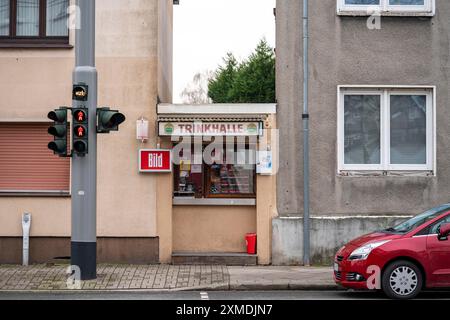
272,215,409,266
274,0,450,264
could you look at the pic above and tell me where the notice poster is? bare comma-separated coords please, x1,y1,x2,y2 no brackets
180,160,191,171
191,164,202,173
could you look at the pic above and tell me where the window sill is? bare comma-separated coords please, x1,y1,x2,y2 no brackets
337,11,435,17
338,171,434,178
0,43,73,49
173,197,256,206
0,190,71,197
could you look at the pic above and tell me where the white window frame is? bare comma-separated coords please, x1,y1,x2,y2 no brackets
337,86,435,174
337,0,435,16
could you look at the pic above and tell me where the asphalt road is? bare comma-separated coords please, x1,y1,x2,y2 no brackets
1,290,450,300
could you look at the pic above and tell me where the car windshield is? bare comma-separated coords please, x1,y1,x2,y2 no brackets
386,204,450,234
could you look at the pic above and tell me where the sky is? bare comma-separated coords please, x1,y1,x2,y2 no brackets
173,0,276,103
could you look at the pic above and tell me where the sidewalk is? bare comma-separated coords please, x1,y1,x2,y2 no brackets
0,264,336,292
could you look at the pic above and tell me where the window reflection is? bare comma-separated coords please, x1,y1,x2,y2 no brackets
390,95,427,165
344,95,381,165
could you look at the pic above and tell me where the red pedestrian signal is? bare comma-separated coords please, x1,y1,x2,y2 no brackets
75,125,86,138
76,110,86,122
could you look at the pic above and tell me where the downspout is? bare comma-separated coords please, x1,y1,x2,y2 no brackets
302,0,311,266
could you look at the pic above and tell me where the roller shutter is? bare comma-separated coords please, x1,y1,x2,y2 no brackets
0,122,70,192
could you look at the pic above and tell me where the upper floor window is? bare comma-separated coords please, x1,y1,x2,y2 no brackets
0,0,69,47
337,0,435,16
338,87,435,174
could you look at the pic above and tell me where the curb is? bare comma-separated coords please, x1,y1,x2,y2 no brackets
226,284,340,291
0,284,340,294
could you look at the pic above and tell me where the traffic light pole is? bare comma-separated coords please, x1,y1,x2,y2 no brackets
71,0,97,280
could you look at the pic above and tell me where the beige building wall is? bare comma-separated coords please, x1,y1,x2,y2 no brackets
156,139,174,263
173,206,256,253
155,0,174,263
0,0,171,240
257,117,278,265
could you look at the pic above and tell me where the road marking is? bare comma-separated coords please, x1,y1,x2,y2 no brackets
200,292,209,300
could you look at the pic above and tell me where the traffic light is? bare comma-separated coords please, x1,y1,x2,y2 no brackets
48,108,68,156
97,108,126,133
72,108,89,156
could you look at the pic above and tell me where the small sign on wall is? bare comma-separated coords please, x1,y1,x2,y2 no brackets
257,151,273,176
139,149,172,173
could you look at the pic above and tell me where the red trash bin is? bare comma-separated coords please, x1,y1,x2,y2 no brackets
246,233,257,254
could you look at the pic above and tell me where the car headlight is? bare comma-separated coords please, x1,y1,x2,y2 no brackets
349,240,391,261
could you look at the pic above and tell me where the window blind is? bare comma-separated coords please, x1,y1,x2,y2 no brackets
0,122,70,192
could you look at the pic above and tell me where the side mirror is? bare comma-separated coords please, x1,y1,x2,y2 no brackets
438,223,450,241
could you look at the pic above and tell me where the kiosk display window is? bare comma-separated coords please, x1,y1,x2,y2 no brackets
173,142,256,199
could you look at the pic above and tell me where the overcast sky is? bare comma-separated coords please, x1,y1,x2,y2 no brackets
173,0,276,103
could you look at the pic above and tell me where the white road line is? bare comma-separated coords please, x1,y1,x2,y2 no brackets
200,292,209,300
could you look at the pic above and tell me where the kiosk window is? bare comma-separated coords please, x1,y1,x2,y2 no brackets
206,150,255,198
173,142,256,199
173,145,204,198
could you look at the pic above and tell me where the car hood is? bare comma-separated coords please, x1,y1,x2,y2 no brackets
337,232,402,258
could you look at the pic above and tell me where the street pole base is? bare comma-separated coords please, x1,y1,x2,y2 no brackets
71,241,97,280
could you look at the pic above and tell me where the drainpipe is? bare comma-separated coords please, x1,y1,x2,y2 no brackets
302,0,311,266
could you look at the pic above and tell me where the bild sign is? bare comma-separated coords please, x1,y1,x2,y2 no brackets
158,122,263,137
139,149,172,173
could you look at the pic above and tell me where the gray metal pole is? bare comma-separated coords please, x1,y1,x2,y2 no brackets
71,0,97,280
302,0,311,266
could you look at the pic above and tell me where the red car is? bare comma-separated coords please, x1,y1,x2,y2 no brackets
334,204,450,299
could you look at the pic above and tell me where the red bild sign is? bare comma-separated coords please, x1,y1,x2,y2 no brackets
139,149,172,173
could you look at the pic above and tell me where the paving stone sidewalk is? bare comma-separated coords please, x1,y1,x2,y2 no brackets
0,264,335,291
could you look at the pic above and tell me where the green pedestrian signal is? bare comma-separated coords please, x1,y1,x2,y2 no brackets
48,108,69,156
97,108,126,133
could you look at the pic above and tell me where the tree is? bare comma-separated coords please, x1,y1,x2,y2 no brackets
180,70,214,104
207,53,239,103
208,39,275,103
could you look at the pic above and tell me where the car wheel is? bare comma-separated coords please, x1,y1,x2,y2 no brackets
382,260,423,300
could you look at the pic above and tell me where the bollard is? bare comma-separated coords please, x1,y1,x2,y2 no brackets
22,213,31,266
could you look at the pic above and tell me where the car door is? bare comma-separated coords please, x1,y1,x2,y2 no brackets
426,215,450,287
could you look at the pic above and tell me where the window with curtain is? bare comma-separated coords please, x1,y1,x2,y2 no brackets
16,0,40,36
46,0,69,36
0,0,69,45
338,88,434,173
0,0,9,36
344,95,381,166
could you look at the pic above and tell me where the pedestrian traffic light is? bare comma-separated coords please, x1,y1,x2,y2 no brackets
97,108,126,133
72,108,88,156
48,108,68,156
